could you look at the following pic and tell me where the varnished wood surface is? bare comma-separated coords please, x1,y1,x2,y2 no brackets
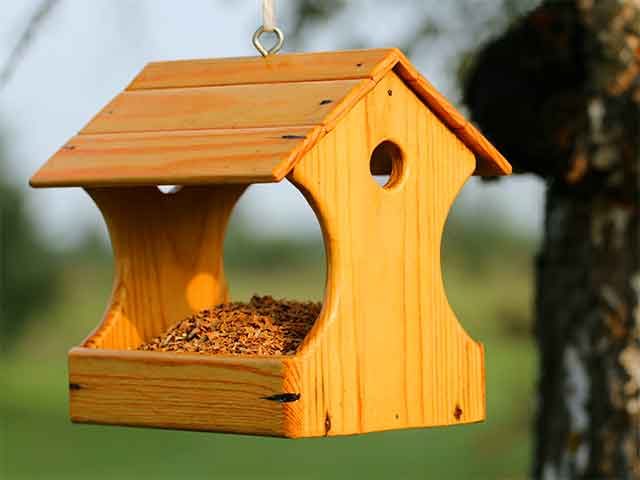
284,71,486,436
69,347,289,436
127,48,397,90
70,186,306,436
68,70,488,437
83,185,245,350
30,127,321,187
30,48,510,189
391,51,511,176
81,80,362,134
128,46,510,175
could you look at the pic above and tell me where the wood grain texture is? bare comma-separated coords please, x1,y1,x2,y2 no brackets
83,185,245,350
64,68,492,438
30,127,321,187
30,48,510,190
391,51,512,176
69,348,289,436
70,185,305,437
126,47,510,175
283,71,486,436
127,48,398,90
81,80,362,135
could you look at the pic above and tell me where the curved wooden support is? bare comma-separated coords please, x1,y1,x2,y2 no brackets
84,185,245,349
284,71,485,436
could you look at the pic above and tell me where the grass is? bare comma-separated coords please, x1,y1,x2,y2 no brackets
3,233,537,479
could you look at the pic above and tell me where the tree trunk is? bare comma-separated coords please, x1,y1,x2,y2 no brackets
464,1,640,478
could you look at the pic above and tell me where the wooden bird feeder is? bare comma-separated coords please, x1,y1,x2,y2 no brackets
30,48,511,438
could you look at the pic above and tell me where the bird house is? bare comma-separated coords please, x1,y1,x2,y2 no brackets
30,48,511,438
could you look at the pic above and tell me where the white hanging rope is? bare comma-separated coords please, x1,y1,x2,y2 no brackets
262,0,276,32
253,0,284,57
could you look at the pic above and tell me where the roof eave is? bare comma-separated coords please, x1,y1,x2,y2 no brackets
387,49,511,176
30,48,510,189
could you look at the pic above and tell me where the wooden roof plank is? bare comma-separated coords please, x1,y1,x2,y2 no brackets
82,79,362,135
127,49,397,90
321,78,376,133
31,48,511,188
30,126,322,188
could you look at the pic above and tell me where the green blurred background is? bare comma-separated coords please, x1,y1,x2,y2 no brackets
2,1,541,479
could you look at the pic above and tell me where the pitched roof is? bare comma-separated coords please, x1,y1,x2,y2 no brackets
30,48,510,188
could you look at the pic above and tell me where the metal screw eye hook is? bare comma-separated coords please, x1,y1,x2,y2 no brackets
252,26,284,57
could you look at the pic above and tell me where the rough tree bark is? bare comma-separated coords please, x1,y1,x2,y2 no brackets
464,1,640,478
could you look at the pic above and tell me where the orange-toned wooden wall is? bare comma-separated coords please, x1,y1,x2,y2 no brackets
83,185,245,350
282,71,485,436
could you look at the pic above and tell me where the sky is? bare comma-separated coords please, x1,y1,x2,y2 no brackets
1,0,544,246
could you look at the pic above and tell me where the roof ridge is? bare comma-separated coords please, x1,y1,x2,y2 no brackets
127,48,398,91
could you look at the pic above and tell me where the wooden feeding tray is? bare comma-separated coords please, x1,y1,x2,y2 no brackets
30,48,511,438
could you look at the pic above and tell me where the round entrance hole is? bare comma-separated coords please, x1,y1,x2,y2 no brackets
370,140,404,189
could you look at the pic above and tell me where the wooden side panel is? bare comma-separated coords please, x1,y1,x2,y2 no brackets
82,80,362,135
30,127,321,187
285,71,485,437
85,185,245,350
128,49,397,90
69,348,288,436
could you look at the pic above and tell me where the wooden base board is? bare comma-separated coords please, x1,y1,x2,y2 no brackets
68,347,293,437
68,342,484,438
